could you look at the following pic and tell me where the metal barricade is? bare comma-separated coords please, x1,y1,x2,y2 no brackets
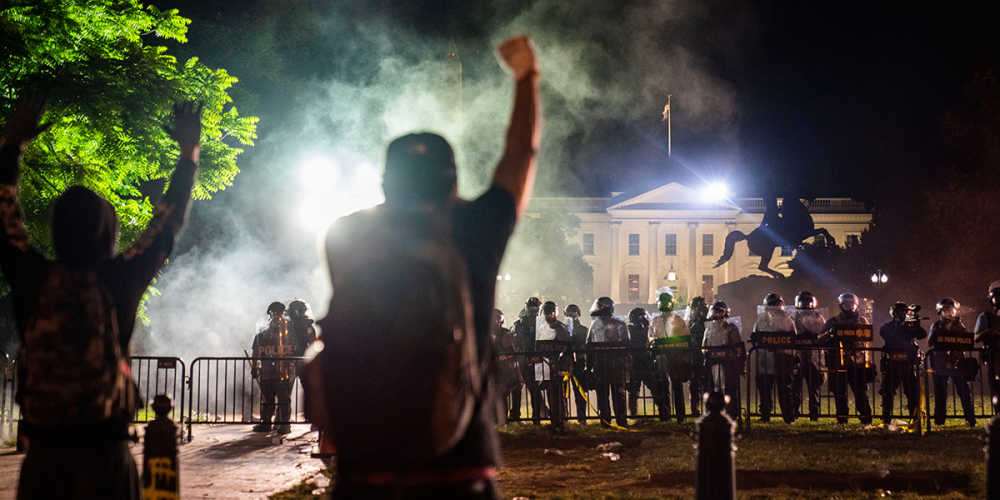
501,346,738,425
924,347,997,431
130,356,186,424
186,357,307,441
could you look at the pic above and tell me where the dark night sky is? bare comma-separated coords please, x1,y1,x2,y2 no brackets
155,0,1000,202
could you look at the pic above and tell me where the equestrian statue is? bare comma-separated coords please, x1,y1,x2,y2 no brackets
714,196,835,278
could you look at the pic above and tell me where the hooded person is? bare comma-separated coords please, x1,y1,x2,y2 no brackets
0,97,203,500
586,297,630,428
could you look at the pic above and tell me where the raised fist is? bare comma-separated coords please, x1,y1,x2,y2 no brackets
497,36,538,81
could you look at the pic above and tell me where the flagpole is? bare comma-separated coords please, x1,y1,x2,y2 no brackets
667,94,671,158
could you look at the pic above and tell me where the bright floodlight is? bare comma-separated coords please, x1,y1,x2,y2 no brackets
880,274,888,284
298,155,384,234
703,182,729,202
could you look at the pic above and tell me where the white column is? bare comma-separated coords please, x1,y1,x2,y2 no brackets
687,222,699,301
648,221,660,303
610,221,621,303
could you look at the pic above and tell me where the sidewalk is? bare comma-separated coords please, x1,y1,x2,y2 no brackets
0,424,329,499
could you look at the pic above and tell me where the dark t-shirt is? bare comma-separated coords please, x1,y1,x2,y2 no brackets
436,184,517,468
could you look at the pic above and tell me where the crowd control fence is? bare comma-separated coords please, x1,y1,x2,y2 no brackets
1,345,998,443
185,356,307,441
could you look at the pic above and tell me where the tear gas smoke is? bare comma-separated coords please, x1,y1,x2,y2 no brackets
137,0,748,358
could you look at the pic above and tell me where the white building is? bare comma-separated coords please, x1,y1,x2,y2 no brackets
528,182,873,306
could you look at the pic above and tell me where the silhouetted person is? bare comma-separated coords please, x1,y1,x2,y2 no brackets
565,304,590,424
1,96,202,500
315,37,540,500
974,286,1000,416
251,301,296,434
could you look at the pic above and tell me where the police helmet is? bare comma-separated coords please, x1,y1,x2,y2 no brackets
565,304,581,316
709,301,730,320
629,307,649,325
935,297,958,315
763,293,784,307
590,297,615,317
493,308,505,326
838,293,858,312
989,287,1000,304
890,302,909,320
794,291,817,310
690,296,707,309
542,301,558,316
288,299,308,314
526,297,542,308
266,301,285,314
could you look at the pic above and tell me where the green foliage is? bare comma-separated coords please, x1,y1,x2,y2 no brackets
498,209,594,314
0,0,258,253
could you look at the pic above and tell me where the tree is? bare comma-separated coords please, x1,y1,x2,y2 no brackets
0,0,257,253
496,209,594,317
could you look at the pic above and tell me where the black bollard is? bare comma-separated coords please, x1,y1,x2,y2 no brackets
988,415,1000,500
695,390,737,500
143,395,179,499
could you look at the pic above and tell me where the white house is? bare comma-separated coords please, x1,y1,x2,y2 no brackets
528,182,873,305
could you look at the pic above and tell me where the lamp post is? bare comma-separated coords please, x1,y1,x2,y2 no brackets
870,270,888,287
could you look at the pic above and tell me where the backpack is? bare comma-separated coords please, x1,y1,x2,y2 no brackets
18,265,138,427
304,206,479,468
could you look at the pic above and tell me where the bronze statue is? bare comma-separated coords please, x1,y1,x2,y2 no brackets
714,196,835,278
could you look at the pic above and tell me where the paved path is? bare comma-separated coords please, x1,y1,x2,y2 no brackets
0,424,329,499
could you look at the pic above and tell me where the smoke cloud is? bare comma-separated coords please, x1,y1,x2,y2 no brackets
137,0,750,357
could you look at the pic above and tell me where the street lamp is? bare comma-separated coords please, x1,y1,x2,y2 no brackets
871,270,888,285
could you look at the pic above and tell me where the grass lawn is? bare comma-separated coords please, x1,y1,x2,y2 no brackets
272,418,990,499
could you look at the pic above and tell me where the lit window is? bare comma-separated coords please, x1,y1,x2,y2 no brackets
702,275,714,303
664,234,677,255
846,234,860,247
628,275,640,302
628,234,640,256
583,233,594,255
702,234,714,256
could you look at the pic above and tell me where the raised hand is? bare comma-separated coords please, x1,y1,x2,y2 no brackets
3,93,51,149
164,101,202,163
497,36,538,81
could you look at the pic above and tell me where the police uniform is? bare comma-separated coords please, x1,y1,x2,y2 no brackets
252,317,296,431
878,319,925,423
752,306,798,423
649,312,692,422
822,311,873,425
929,318,976,426
587,315,630,427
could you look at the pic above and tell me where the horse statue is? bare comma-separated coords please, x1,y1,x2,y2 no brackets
714,196,835,278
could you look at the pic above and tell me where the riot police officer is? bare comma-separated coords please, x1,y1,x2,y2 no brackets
686,297,710,416
286,299,317,356
819,293,873,426
492,309,522,422
565,304,590,424
974,286,1000,415
878,302,926,424
751,293,798,423
702,301,744,420
511,297,546,422
792,292,826,421
587,297,630,428
627,307,663,418
649,287,693,422
929,298,976,427
537,301,572,432
251,301,296,434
